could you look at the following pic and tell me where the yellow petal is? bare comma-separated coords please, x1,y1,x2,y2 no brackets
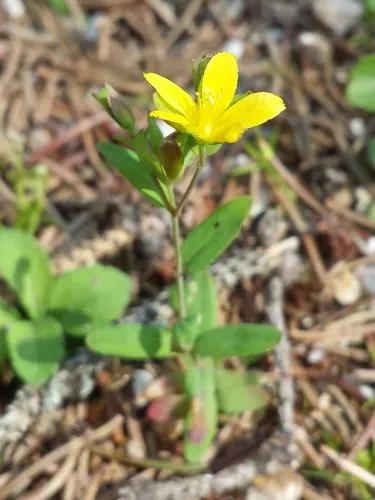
144,73,196,118
150,110,191,132
220,92,286,130
210,124,244,144
199,52,238,115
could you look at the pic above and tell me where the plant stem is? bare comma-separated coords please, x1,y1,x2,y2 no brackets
168,185,187,318
175,146,205,214
154,175,176,213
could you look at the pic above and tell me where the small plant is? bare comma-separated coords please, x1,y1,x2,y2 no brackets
0,228,131,384
91,52,285,463
0,134,48,234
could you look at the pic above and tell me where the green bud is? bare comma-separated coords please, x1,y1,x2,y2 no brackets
192,55,211,92
93,85,135,134
157,138,183,182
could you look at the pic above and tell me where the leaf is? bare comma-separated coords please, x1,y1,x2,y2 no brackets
346,55,375,112
170,270,217,330
184,359,217,463
86,324,173,359
192,324,281,358
0,228,52,319
182,197,251,273
7,317,64,384
147,117,164,153
98,143,165,207
47,264,131,337
0,301,20,364
215,368,268,414
172,315,200,352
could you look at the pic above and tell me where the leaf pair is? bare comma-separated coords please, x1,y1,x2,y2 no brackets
0,228,131,384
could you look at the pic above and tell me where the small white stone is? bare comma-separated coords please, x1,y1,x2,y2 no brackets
350,118,366,138
359,385,375,400
156,120,175,138
312,0,363,36
222,39,245,59
2,0,25,18
307,348,325,365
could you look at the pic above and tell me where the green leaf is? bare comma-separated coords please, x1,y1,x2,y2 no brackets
87,323,173,359
170,270,217,331
184,359,217,463
0,301,20,364
0,228,52,319
215,368,268,414
172,315,200,352
49,0,70,14
147,117,164,153
98,143,165,207
47,264,131,337
7,317,64,384
346,55,375,112
182,197,251,273
192,324,281,358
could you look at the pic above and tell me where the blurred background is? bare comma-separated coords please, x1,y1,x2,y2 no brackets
0,1,374,499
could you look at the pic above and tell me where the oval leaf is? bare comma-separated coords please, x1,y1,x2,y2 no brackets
0,228,52,319
184,359,217,463
170,270,217,331
215,368,268,414
47,264,131,337
7,317,64,384
0,301,21,364
87,323,172,359
193,324,281,358
346,54,375,112
182,197,251,273
99,143,165,207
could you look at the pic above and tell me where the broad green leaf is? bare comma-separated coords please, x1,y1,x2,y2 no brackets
99,143,165,207
0,228,52,319
87,323,172,359
0,301,20,364
7,317,64,384
346,55,375,112
47,264,131,337
215,368,268,414
192,324,281,358
182,197,251,273
184,359,217,463
170,270,217,330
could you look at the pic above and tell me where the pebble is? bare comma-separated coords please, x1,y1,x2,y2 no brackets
2,0,25,18
329,262,362,305
222,39,245,59
357,264,375,294
312,0,363,36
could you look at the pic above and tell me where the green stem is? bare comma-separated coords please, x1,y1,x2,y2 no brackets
168,185,187,318
154,175,176,213
175,146,205,215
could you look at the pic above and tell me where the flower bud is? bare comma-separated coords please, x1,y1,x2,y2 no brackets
94,85,135,133
157,138,183,182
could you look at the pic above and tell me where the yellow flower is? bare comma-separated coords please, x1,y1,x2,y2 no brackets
144,52,285,144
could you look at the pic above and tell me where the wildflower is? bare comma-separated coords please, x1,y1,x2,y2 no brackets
144,52,285,144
